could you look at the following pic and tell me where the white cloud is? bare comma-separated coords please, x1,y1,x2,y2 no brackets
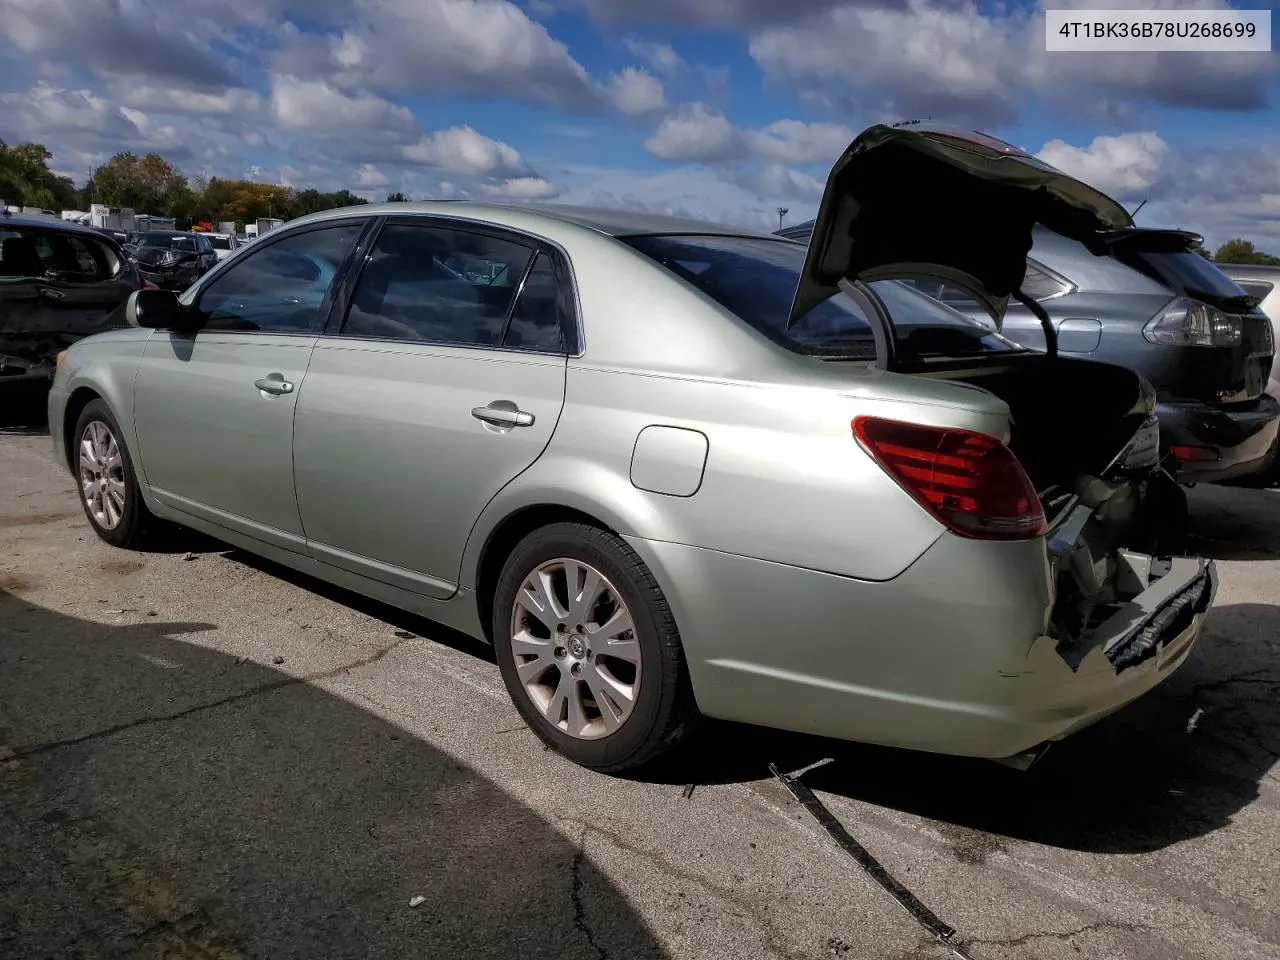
750,0,1023,127
286,0,600,109
608,68,667,116
481,177,560,199
622,37,686,75
744,119,852,167
401,126,532,178
1037,132,1169,199
353,163,390,188
0,0,237,88
269,75,418,139
547,161,818,230
644,102,741,162
747,0,1277,128
121,85,266,118
0,81,140,138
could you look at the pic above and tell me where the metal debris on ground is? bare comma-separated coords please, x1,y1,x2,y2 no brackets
271,656,285,665
408,895,426,908
768,762,977,960
682,783,696,800
182,552,197,561
394,630,416,639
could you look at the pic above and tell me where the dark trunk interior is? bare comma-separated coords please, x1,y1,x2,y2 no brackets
926,355,1151,491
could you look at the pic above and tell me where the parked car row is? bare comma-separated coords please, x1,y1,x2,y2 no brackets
48,121,1229,774
1,214,241,386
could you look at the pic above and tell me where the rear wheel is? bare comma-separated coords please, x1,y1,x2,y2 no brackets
73,400,157,549
492,522,698,772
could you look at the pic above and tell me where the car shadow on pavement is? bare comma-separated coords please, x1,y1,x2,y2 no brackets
0,590,665,960
661,601,1279,858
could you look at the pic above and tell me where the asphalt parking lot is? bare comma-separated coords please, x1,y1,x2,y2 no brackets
2,416,1279,960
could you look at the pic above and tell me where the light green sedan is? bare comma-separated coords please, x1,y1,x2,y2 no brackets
49,123,1216,772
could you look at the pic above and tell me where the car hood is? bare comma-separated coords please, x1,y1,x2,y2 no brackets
788,121,1133,328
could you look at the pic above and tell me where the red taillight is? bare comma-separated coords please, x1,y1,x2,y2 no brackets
1169,445,1219,463
852,415,1046,541
141,278,159,290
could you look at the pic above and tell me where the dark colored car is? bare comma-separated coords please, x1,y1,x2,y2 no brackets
1,211,142,389
778,219,1280,484
129,230,218,291
91,226,132,247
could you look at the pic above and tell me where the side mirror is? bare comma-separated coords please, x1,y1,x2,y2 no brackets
126,288,185,330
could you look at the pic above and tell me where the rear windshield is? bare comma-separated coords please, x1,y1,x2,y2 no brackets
1116,247,1247,303
209,235,233,250
621,233,1023,360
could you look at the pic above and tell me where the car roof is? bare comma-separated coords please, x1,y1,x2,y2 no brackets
0,212,114,238
290,201,780,241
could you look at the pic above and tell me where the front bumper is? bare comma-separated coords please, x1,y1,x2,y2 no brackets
626,532,1216,760
136,264,201,291
1157,394,1280,483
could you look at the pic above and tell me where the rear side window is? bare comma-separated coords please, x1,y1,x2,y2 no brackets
622,233,1020,361
0,227,118,282
341,223,537,347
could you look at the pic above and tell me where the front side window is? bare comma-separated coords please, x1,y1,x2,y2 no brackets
195,222,364,333
341,223,536,346
622,233,1021,361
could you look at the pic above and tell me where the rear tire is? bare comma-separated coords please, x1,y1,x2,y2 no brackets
492,522,699,773
72,400,157,549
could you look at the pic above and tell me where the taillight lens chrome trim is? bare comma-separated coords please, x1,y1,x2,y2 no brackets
852,415,1047,541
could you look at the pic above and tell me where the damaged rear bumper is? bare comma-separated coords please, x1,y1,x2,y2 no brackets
625,533,1218,761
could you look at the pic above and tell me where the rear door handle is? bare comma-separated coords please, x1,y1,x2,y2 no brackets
254,376,294,395
471,404,534,427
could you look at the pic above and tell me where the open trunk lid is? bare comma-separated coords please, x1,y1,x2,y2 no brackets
788,121,1133,353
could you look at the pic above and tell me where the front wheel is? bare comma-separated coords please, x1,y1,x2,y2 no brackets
72,399,157,549
492,522,698,772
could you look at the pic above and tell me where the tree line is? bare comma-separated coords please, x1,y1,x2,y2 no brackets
1,139,410,229
4,137,1280,262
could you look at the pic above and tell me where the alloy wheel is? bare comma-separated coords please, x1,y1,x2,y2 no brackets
79,420,127,530
509,557,641,740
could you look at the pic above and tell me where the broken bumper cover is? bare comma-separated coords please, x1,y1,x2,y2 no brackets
1099,556,1217,672
624,533,1218,761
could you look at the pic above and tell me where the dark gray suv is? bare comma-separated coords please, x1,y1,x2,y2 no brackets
778,220,1280,485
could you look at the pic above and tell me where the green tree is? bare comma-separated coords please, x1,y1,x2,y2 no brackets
90,151,191,214
0,139,80,210
385,191,408,202
1212,238,1280,266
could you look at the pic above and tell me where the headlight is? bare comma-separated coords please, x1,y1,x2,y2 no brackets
159,250,179,265
1143,297,1242,347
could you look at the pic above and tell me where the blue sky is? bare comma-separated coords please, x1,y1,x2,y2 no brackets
2,0,1278,248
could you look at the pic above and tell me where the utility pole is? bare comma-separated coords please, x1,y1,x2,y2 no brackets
777,206,789,232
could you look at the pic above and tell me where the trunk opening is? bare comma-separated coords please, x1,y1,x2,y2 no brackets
918,355,1204,669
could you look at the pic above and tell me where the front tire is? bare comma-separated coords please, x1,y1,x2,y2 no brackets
492,522,698,772
72,399,156,549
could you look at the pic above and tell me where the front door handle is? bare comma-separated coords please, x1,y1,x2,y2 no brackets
254,375,294,395
471,404,534,427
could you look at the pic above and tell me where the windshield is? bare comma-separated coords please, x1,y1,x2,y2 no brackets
209,235,233,250
621,233,1023,360
139,233,197,252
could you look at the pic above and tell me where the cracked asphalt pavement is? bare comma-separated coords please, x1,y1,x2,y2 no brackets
2,421,1279,960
